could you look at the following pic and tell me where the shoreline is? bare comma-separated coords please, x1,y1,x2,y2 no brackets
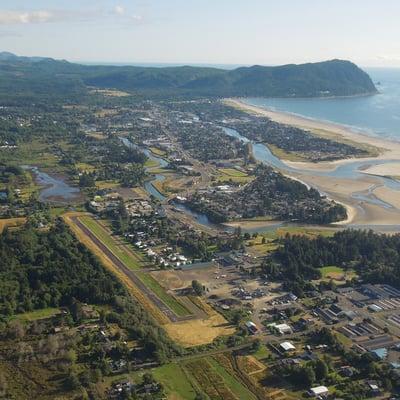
225,98,400,172
225,98,400,228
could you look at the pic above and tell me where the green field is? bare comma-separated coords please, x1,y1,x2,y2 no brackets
0,140,59,169
320,266,344,277
145,158,159,168
266,143,307,162
252,344,271,361
153,363,197,399
80,216,144,270
263,225,337,240
149,147,167,156
217,168,253,184
207,357,256,400
14,308,60,322
219,168,248,177
319,265,357,282
95,180,119,189
137,271,191,317
79,216,191,317
184,357,256,400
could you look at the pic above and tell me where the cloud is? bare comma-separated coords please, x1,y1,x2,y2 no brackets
0,10,56,24
376,54,400,62
114,5,125,16
131,14,143,22
0,8,144,26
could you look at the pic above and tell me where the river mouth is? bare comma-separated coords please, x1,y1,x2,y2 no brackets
121,132,400,233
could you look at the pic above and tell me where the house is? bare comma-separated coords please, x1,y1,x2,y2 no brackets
308,385,329,398
279,341,296,353
245,321,258,335
339,366,355,377
274,323,293,335
367,381,380,396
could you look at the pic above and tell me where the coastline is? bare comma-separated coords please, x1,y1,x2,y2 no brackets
224,98,400,229
225,98,400,173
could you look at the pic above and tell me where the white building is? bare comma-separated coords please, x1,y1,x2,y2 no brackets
279,341,296,352
309,385,329,397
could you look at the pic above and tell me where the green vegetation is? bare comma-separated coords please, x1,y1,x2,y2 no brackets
252,344,271,360
266,143,308,162
0,219,183,399
207,357,256,400
137,272,191,317
13,307,61,322
188,165,347,224
80,216,191,317
216,168,254,184
184,357,256,400
80,216,144,270
264,229,400,296
218,168,248,177
320,266,344,277
0,53,376,102
152,363,197,399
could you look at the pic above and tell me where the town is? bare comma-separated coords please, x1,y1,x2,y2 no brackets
0,51,399,400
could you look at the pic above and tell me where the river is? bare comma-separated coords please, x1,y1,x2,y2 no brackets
23,166,81,203
122,130,400,233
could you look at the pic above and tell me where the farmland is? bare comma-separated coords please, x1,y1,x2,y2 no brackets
184,357,256,400
0,217,26,232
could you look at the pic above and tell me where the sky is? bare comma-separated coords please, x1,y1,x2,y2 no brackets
1,0,400,67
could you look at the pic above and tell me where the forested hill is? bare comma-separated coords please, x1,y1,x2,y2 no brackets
0,52,377,102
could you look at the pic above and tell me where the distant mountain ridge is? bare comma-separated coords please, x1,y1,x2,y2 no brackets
0,52,377,102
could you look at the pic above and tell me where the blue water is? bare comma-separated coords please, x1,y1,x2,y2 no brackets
243,68,400,141
22,166,80,203
120,137,168,202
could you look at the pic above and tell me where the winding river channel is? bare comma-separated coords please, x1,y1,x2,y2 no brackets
122,132,400,233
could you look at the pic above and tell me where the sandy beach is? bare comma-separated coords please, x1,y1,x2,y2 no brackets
225,98,400,228
225,98,400,171
361,162,400,178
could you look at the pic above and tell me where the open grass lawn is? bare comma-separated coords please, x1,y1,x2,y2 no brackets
79,216,191,317
50,207,69,217
152,363,197,399
266,143,308,162
95,180,120,189
145,158,159,168
218,168,248,177
75,162,96,172
335,331,353,347
216,168,254,184
253,344,271,361
320,266,344,277
80,216,144,270
149,147,167,156
263,225,337,240
247,236,279,254
319,266,358,282
137,272,191,317
149,167,173,174
13,308,61,322
0,140,59,170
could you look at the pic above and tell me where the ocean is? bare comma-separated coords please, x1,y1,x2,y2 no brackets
243,68,400,142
